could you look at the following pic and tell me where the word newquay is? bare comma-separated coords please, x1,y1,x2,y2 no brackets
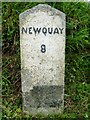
21,27,64,36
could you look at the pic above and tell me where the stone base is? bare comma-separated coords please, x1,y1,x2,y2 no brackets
23,107,64,116
22,85,64,115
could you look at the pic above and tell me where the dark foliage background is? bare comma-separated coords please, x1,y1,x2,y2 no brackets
2,2,90,119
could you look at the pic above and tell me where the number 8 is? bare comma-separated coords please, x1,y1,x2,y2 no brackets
41,44,46,53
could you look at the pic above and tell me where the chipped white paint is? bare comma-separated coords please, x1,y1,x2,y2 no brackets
20,4,65,115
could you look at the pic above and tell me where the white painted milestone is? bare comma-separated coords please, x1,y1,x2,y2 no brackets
19,4,65,115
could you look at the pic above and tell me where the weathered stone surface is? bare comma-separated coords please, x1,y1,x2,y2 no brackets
19,4,65,115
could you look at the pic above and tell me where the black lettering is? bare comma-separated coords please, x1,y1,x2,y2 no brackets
42,27,47,36
41,44,46,53
22,27,27,34
59,28,64,34
54,28,59,34
33,27,41,35
29,27,32,34
48,27,53,34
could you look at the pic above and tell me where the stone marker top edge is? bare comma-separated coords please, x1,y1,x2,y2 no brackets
19,4,65,20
